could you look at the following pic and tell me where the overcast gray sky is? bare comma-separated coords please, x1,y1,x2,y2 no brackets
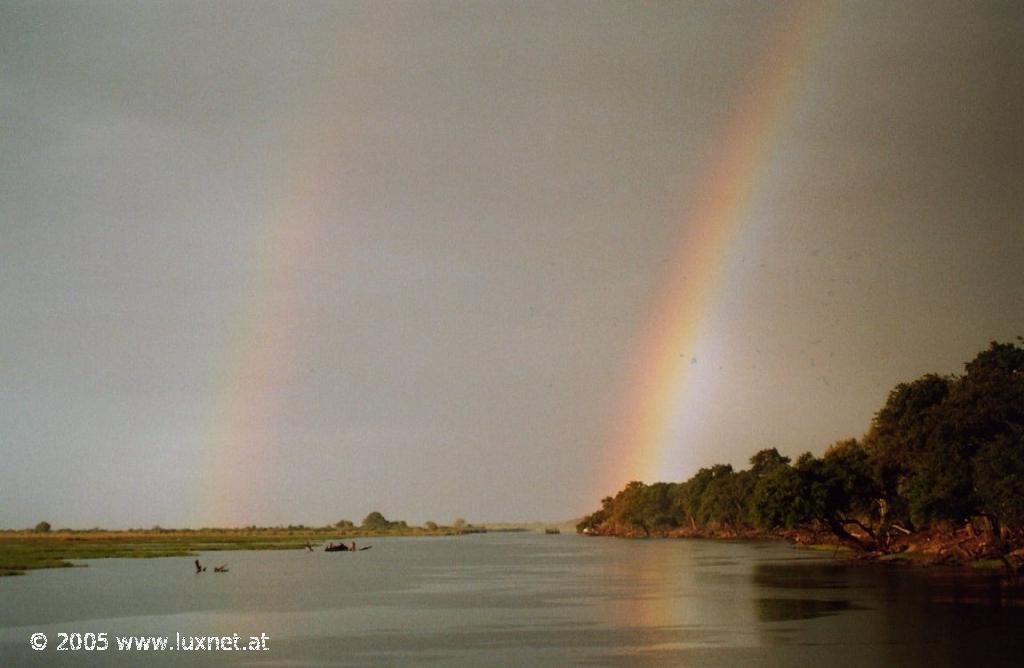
2,1,1021,528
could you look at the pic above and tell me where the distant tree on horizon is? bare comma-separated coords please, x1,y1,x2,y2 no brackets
362,512,390,529
34,521,51,533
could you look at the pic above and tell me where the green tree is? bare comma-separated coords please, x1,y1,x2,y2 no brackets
973,432,1024,537
609,481,654,536
749,448,791,478
752,464,808,529
577,496,614,533
34,521,51,533
797,440,881,550
697,466,755,530
362,512,390,529
863,373,952,528
902,425,976,527
642,482,679,530
672,467,718,530
892,341,1024,529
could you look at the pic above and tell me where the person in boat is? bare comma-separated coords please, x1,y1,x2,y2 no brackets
214,564,228,572
351,541,356,551
194,559,206,573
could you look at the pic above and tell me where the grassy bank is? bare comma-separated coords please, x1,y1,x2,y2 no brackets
0,526,467,577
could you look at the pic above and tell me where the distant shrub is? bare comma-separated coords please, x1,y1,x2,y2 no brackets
34,521,51,533
362,512,390,529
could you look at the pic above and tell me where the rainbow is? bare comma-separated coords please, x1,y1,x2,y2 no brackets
188,4,835,525
195,117,348,527
601,2,835,494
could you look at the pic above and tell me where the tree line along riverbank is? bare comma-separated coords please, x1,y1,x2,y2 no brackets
578,340,1024,570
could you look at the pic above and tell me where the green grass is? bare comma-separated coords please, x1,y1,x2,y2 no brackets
0,526,465,577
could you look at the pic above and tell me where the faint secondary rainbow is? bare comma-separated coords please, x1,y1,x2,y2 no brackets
194,117,348,527
601,2,835,494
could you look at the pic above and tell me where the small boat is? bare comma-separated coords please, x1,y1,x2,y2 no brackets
213,565,228,573
325,543,373,552
545,528,561,535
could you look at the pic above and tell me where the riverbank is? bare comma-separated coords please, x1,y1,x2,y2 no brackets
580,524,1024,571
783,524,1024,570
0,526,471,576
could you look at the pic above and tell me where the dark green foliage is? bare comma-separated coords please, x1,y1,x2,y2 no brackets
582,340,1024,549
865,373,951,520
749,448,790,477
698,468,754,529
672,467,719,529
902,428,977,526
34,522,51,533
865,340,1024,530
752,465,807,529
755,442,881,546
973,432,1024,532
819,440,878,520
608,481,659,536
799,441,881,548
361,512,390,529
642,482,679,531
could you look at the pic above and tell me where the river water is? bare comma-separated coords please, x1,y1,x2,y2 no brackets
2,533,1022,666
